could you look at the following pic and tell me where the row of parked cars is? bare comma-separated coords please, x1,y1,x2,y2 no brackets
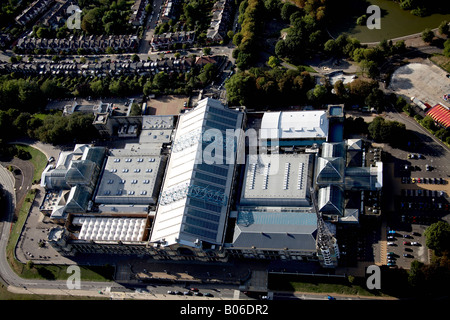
167,287,213,297
401,188,446,197
402,176,445,184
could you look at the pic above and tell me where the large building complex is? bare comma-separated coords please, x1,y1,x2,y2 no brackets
45,98,382,268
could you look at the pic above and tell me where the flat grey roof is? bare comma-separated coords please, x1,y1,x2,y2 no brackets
240,154,313,207
139,129,173,144
142,115,175,130
95,154,165,205
230,211,317,251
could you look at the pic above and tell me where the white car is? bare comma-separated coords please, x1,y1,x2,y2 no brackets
387,242,396,246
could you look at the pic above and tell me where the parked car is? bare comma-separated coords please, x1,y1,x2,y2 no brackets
204,292,213,297
403,253,414,258
411,242,419,246
403,241,411,245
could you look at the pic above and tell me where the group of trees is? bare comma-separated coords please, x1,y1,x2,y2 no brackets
396,0,448,17
324,35,406,79
408,221,450,296
367,116,407,146
274,0,328,64
225,67,315,107
0,77,46,113
0,58,218,107
80,0,134,35
232,0,266,70
0,108,98,145
181,0,215,33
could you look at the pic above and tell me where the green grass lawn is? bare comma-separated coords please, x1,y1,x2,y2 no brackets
268,274,390,298
430,54,450,73
14,144,47,182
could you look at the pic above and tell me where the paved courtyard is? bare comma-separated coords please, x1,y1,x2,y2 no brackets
389,62,450,107
146,95,189,115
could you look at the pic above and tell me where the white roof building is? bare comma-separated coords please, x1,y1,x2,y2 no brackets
150,98,244,248
73,216,147,242
260,110,329,142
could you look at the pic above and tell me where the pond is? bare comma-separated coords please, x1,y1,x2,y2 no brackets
328,0,450,43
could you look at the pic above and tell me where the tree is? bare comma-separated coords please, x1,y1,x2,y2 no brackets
280,2,298,21
198,63,217,84
356,14,367,26
307,84,327,104
408,260,426,289
444,39,450,58
81,8,103,34
365,88,385,113
368,116,406,145
131,54,140,62
129,103,141,116
202,47,212,56
438,20,449,36
90,79,106,97
275,40,287,58
153,72,169,90
267,56,280,68
333,80,347,99
36,27,51,39
324,39,337,56
424,221,450,256
225,72,255,106
421,28,434,43
236,51,252,70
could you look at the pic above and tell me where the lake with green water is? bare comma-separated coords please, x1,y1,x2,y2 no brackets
328,0,450,43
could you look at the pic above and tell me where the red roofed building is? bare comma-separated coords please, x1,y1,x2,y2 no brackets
426,104,450,128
